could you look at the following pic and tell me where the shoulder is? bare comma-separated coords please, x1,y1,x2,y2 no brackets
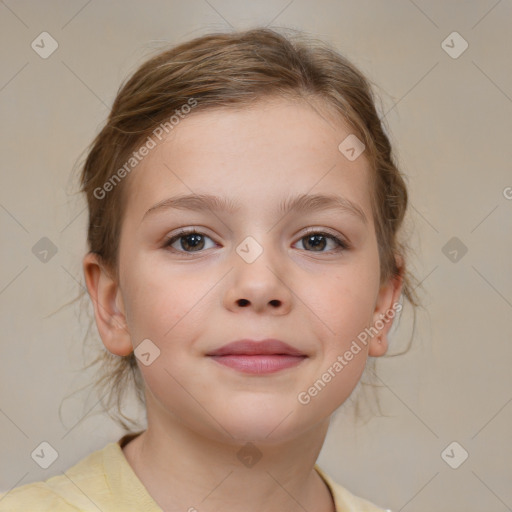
0,481,80,511
315,464,392,512
0,443,116,511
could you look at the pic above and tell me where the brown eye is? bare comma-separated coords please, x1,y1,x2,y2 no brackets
163,230,216,253
295,232,349,253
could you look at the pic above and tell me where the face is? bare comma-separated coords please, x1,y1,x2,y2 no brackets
85,97,401,445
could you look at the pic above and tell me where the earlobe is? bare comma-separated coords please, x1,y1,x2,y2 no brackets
368,264,404,357
82,252,133,356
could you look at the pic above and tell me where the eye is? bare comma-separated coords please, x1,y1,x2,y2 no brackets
162,228,349,255
294,230,349,253
163,229,217,253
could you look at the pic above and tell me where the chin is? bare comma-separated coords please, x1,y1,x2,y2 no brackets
212,404,314,446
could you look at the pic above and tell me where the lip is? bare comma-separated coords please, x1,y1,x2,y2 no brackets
206,339,305,357
206,339,307,375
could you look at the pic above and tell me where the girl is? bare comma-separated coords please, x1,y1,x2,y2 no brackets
0,27,418,511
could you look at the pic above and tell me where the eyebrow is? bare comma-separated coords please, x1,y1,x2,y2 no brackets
142,192,368,225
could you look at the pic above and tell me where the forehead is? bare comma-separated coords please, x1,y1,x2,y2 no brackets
122,97,373,225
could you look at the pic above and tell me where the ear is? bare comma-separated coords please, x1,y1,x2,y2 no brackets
82,252,133,356
368,256,404,357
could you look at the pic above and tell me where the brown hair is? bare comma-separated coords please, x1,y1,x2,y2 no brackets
63,27,422,431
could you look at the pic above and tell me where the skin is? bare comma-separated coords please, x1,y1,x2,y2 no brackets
83,97,402,512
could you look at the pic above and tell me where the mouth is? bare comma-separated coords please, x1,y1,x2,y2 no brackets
206,339,307,375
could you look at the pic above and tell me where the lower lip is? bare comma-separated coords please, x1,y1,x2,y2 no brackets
208,355,306,374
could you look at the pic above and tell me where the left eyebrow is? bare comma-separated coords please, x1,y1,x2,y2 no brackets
141,192,368,225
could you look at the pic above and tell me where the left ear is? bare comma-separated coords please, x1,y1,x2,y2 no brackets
368,256,404,357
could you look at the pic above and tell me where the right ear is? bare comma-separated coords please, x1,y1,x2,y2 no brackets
82,252,133,356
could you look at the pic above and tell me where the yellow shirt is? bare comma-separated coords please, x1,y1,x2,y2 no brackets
0,433,390,511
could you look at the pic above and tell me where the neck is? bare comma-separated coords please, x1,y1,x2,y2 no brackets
122,408,335,512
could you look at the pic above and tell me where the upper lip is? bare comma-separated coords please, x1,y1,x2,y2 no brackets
206,339,306,357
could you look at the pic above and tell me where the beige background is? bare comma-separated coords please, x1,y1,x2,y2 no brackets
1,1,511,511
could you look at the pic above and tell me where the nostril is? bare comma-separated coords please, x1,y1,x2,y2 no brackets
269,299,281,307
237,299,250,307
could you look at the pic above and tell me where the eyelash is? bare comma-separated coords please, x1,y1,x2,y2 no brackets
162,228,350,255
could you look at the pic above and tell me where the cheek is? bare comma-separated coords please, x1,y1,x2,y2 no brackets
298,257,380,401
294,281,373,416
121,259,212,343
124,266,237,376
304,260,379,335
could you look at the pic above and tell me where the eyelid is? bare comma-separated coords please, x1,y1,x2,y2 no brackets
163,227,216,245
299,227,350,248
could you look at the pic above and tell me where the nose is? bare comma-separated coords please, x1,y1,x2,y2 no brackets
222,238,293,315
